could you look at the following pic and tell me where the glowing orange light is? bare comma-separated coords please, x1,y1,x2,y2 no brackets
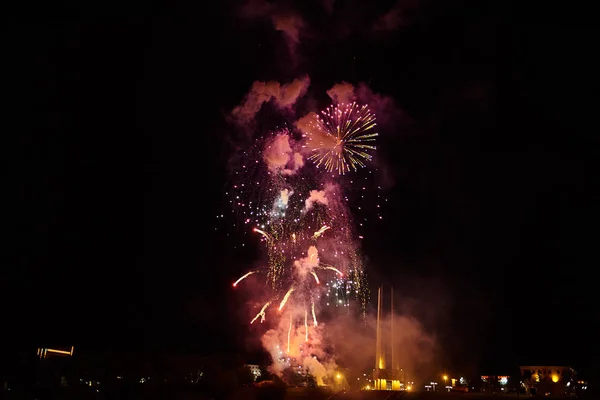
37,347,74,359
47,349,71,355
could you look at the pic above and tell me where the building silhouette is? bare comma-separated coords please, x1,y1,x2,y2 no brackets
520,365,577,396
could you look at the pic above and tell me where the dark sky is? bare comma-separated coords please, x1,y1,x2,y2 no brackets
4,0,598,377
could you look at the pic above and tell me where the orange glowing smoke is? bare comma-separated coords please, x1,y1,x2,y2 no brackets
279,287,295,311
287,316,293,352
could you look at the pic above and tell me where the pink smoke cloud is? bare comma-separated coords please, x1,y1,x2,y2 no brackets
272,12,304,44
237,0,273,19
325,308,437,385
261,316,335,385
321,0,335,14
263,133,304,176
373,0,421,32
236,0,305,62
271,12,305,64
325,81,409,129
258,247,336,385
230,76,310,126
326,81,355,104
304,188,329,212
293,246,320,279
295,112,320,139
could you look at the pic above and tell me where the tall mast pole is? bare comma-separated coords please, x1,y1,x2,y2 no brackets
391,287,394,372
375,286,382,370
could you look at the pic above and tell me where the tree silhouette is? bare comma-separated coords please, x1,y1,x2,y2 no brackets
256,365,272,383
237,366,255,386
281,367,304,386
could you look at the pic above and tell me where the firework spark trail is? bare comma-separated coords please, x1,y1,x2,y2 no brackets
233,271,258,287
312,225,331,239
320,265,344,276
251,301,272,324
310,271,320,284
279,287,295,311
253,227,273,241
311,301,318,327
305,102,378,175
304,310,308,341
287,315,292,352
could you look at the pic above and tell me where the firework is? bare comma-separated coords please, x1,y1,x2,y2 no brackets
310,271,320,284
251,301,272,324
226,101,379,371
312,225,331,239
303,102,378,175
279,287,295,311
233,270,258,287
253,227,273,241
319,264,343,276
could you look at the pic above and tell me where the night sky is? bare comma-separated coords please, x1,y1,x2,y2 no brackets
5,0,598,378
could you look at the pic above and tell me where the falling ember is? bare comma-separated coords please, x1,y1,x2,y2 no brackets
322,265,343,276
253,227,272,241
304,310,308,342
312,225,331,239
292,233,296,242
310,271,320,284
250,301,271,324
312,301,318,327
233,271,257,287
279,287,295,311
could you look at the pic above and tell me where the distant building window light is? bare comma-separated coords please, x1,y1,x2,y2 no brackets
36,347,74,359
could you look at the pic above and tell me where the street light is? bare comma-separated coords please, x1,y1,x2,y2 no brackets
443,375,448,382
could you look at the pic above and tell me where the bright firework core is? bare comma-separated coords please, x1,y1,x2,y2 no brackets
303,102,378,175
229,100,377,380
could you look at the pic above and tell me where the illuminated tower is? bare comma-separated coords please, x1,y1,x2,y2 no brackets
375,286,385,370
373,286,402,390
